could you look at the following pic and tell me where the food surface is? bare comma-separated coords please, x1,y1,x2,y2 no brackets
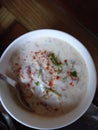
8,37,88,116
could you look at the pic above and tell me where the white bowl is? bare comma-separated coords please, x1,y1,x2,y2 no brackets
0,29,97,129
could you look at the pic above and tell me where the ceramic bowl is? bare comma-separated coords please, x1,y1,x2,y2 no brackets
0,29,97,129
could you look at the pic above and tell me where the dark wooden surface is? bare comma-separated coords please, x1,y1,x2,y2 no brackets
56,0,98,37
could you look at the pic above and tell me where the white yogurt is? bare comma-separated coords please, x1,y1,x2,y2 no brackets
8,37,88,117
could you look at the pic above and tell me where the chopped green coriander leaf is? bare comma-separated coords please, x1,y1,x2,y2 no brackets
45,87,61,97
71,71,78,77
35,81,40,86
49,53,61,66
49,52,63,73
38,69,42,77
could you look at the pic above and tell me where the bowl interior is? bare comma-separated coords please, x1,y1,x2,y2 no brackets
0,29,97,129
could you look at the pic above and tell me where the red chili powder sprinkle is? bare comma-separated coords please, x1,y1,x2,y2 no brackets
49,71,53,75
46,66,49,70
69,82,74,86
35,52,38,54
56,75,60,80
15,67,21,73
33,56,36,59
48,80,53,87
59,61,62,64
27,66,32,75
64,59,67,62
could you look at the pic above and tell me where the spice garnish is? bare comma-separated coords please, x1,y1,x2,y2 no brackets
45,87,61,97
35,81,40,86
64,59,68,66
49,52,63,73
38,69,42,77
70,71,78,78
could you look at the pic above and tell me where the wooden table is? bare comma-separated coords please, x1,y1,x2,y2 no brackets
0,0,98,129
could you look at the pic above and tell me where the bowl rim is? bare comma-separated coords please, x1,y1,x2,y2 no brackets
0,29,97,129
